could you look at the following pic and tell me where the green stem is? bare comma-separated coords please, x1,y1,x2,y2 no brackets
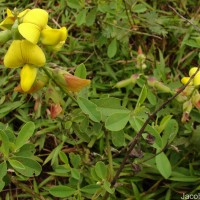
10,175,46,200
105,131,113,181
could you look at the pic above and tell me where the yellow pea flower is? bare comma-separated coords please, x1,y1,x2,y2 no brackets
40,26,67,51
4,40,46,92
0,8,15,30
189,67,200,86
18,8,48,44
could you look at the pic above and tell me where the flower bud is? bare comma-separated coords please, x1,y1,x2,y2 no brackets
191,91,200,109
154,81,172,93
51,69,91,92
115,74,139,88
183,100,193,113
147,77,171,93
181,100,193,123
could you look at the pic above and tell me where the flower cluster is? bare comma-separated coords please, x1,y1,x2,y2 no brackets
0,8,67,92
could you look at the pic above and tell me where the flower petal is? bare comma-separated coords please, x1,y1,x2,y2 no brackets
41,27,67,46
20,64,37,92
20,40,46,66
23,8,48,28
4,40,46,68
181,77,192,85
0,8,15,30
17,9,30,19
189,67,198,76
18,23,41,44
193,74,200,86
18,8,48,44
4,40,23,68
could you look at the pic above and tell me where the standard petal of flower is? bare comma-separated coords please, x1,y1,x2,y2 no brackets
21,40,46,66
20,64,38,92
18,23,41,44
23,8,48,28
4,40,23,68
193,73,200,86
189,67,198,76
18,8,48,44
41,27,67,46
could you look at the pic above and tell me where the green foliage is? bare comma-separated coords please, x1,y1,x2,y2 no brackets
0,0,200,199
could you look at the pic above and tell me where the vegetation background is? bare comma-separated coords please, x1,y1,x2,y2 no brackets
0,0,200,199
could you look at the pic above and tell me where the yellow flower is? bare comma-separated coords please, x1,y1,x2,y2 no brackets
0,8,15,30
4,40,46,92
18,8,48,44
181,67,200,86
40,26,67,51
189,67,200,86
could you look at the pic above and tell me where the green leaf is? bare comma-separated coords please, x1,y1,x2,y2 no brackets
156,115,172,134
0,101,23,118
77,97,101,122
107,38,117,58
103,180,115,194
43,143,63,166
162,119,178,147
86,8,97,26
80,184,100,194
74,63,87,79
169,176,200,182
0,130,9,157
92,97,129,118
155,152,172,179
71,168,80,180
15,122,35,150
0,162,7,179
8,158,25,170
11,157,42,177
14,144,35,158
0,179,5,192
111,130,125,147
145,125,163,149
67,0,82,10
59,151,69,165
76,9,87,26
69,153,81,168
105,112,130,131
49,185,76,198
132,3,147,13
95,161,107,180
132,182,141,200
136,85,147,108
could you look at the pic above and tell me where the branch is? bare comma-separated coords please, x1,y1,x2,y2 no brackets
102,66,200,199
169,5,200,33
10,176,46,200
